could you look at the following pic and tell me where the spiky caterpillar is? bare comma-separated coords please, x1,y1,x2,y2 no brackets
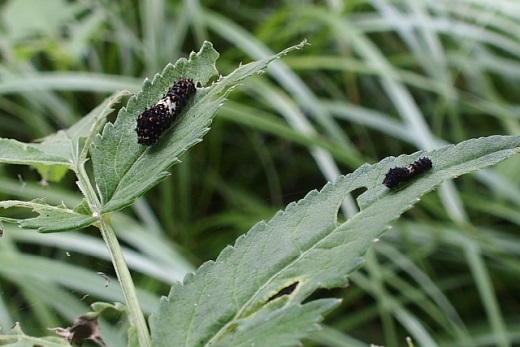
383,157,432,188
135,78,196,145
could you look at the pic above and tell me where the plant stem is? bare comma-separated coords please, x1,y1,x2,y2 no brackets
99,215,152,347
75,129,151,346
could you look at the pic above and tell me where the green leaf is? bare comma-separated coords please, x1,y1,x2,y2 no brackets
0,199,96,233
149,135,520,347
90,301,126,314
91,40,307,213
0,322,69,347
0,138,72,168
0,91,127,232
0,90,128,176
67,90,131,161
32,164,70,182
205,299,340,347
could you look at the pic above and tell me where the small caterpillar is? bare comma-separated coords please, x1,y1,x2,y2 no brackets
135,78,196,145
383,157,432,188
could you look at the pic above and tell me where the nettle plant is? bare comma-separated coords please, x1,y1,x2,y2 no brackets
0,41,519,347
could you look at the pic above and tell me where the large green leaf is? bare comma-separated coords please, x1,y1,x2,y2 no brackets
149,135,520,347
91,40,307,213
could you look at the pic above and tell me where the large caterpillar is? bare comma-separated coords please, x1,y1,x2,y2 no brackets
383,157,432,188
135,78,196,145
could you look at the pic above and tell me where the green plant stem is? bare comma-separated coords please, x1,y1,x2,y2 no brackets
76,164,102,210
99,215,152,347
75,126,151,346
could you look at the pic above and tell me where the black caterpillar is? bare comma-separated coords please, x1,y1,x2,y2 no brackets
136,78,196,145
383,157,432,188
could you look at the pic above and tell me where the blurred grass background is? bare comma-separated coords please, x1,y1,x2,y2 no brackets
0,0,519,346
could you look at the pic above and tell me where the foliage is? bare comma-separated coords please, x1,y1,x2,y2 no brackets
150,136,520,347
0,39,309,346
0,0,520,346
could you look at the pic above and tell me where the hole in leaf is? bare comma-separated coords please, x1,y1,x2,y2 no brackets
267,281,299,303
338,187,366,222
349,187,366,208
